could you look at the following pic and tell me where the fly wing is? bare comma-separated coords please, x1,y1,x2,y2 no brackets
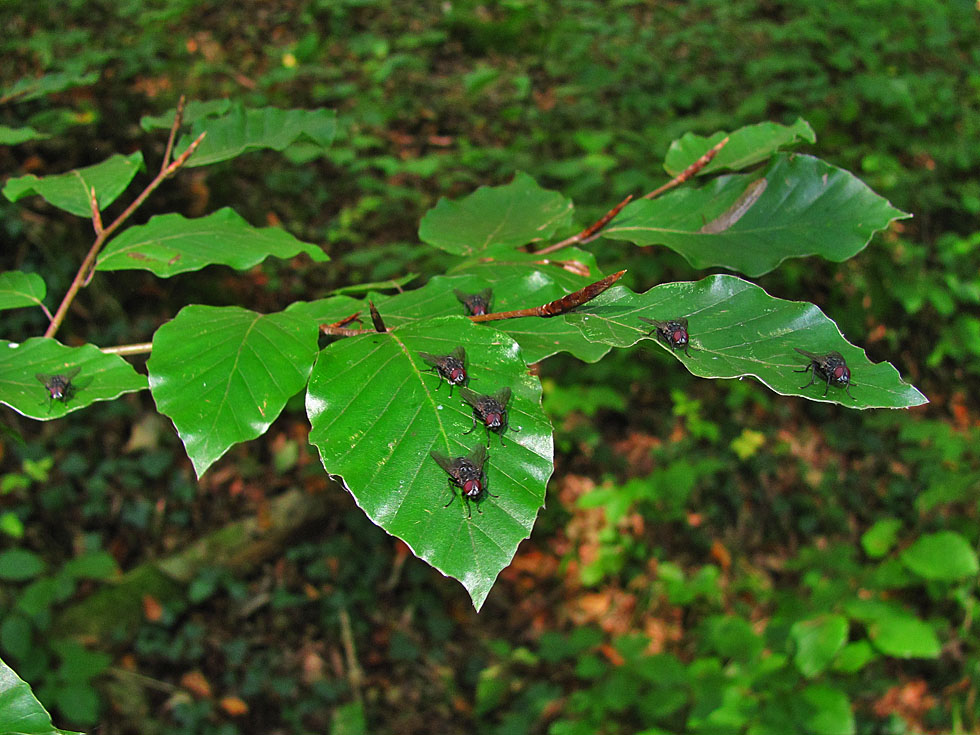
453,289,468,304
459,386,480,408
450,346,466,364
826,351,846,362
478,288,493,305
418,351,441,368
63,366,81,380
35,373,50,386
638,316,658,326
494,387,512,407
677,318,689,329
430,450,456,475
466,443,487,469
794,347,821,360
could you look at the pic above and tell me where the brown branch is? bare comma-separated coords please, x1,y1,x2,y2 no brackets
89,185,103,235
319,324,374,337
643,135,729,200
368,301,387,332
161,95,187,173
536,194,634,255
43,131,208,340
100,342,153,356
328,311,362,329
469,270,626,322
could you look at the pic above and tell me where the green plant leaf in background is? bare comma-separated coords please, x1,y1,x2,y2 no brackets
0,70,99,104
565,275,926,409
798,685,855,735
861,518,903,558
663,118,816,176
0,338,148,420
418,172,574,256
172,104,337,167
846,600,942,659
0,656,81,735
790,615,849,677
602,153,910,276
899,531,979,581
0,271,46,313
0,125,49,145
0,549,46,581
306,316,553,610
2,152,145,217
148,305,320,477
95,207,328,277
138,99,233,131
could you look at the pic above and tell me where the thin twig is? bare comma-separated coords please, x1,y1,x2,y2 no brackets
161,95,187,174
338,607,364,704
320,324,374,337
536,194,634,255
100,342,153,356
328,311,362,329
89,185,103,236
469,270,626,322
643,135,729,200
44,131,207,340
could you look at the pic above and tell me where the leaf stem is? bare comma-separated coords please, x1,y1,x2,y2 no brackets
100,342,153,356
43,130,207,340
642,135,729,200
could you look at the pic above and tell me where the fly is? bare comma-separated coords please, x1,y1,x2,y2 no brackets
431,444,497,519
454,288,493,316
794,348,855,399
419,346,468,395
639,317,691,356
36,367,81,407
460,386,516,446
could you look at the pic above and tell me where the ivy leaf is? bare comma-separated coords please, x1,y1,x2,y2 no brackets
96,208,328,277
664,118,816,176
418,172,574,256
0,656,81,735
173,104,337,167
0,338,148,420
307,316,553,610
602,153,910,276
565,275,926,409
148,305,320,477
2,152,144,217
0,272,46,313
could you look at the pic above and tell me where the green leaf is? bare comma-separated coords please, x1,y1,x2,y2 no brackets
330,273,419,295
418,172,574,256
0,338,148,420
664,118,816,176
1,71,99,104
0,125,49,145
306,316,553,610
861,518,903,558
96,208,328,277
0,549,46,581
868,616,941,659
900,531,979,581
565,275,927,409
603,153,910,276
0,656,81,735
832,640,876,673
139,99,233,131
286,295,370,326
174,104,337,167
61,552,119,581
0,272,46,313
790,615,849,677
799,685,855,735
148,305,320,477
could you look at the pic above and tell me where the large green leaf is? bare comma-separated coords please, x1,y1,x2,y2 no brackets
565,275,926,409
0,656,81,735
95,208,328,277
0,338,148,420
664,118,816,176
173,104,337,167
148,305,320,477
602,153,910,276
418,172,574,256
306,316,553,610
0,271,46,313
900,531,979,581
2,152,144,217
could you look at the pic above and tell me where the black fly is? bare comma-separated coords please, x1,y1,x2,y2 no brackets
431,445,497,518
36,367,81,407
419,346,468,395
639,317,691,356
460,386,516,446
794,348,855,399
454,288,493,317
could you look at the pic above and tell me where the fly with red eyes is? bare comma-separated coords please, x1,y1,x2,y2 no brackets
454,288,493,317
431,445,497,519
418,346,468,395
639,317,692,357
794,348,856,400
460,386,516,446
36,367,81,408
